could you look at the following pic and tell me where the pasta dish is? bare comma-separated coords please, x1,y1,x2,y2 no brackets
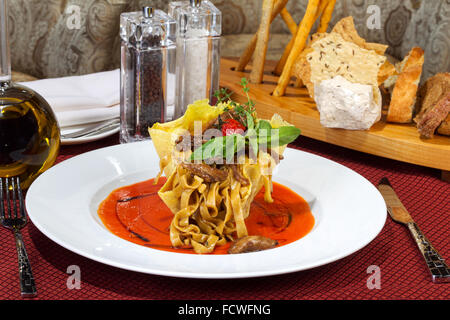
149,82,303,253
98,81,314,254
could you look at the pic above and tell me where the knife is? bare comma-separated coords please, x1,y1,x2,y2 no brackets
377,177,450,284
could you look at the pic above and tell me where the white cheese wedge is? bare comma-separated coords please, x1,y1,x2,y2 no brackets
314,76,381,130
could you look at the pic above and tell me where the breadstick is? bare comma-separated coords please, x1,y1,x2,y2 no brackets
249,0,275,83
291,0,328,84
273,0,319,96
236,0,289,72
236,34,259,72
294,77,304,87
274,0,327,76
317,0,335,32
315,0,329,21
280,8,297,35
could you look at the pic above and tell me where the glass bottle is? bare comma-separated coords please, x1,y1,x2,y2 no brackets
120,6,176,143
169,0,222,118
0,0,60,189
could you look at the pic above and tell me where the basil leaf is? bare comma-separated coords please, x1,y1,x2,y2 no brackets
190,137,222,161
246,128,258,160
244,110,254,130
256,122,272,149
190,142,205,161
256,120,272,132
272,126,301,147
255,120,272,152
189,125,300,161
190,134,245,162
260,126,301,149
223,134,245,163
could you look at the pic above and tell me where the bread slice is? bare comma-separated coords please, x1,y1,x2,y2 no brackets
331,16,388,55
378,60,397,86
294,32,385,105
386,47,425,123
415,93,450,138
415,73,450,118
437,114,450,135
414,72,450,136
293,17,389,97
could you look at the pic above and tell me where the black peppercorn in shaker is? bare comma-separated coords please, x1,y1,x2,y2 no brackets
120,7,176,143
134,33,164,137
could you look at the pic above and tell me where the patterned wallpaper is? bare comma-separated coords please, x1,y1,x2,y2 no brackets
6,0,449,82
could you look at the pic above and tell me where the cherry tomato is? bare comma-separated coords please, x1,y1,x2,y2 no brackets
221,119,246,136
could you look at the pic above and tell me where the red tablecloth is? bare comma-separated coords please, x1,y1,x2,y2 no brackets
0,134,448,300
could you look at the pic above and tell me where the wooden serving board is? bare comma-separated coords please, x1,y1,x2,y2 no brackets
219,58,450,174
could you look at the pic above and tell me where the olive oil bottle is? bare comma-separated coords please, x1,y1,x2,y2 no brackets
0,0,59,189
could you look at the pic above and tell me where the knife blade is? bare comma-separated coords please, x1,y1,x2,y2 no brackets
377,177,450,284
378,177,414,224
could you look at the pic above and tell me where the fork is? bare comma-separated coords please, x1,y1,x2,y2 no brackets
60,118,120,139
0,177,37,297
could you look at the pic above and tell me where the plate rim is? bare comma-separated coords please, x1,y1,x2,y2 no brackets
60,125,119,145
26,141,387,279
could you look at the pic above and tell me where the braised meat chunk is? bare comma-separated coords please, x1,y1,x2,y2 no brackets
180,162,228,183
228,236,278,254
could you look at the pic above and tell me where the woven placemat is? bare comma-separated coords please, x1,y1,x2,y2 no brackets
0,134,448,300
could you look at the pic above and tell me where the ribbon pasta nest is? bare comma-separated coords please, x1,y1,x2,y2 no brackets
149,81,301,253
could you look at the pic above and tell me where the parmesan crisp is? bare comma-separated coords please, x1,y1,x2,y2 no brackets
306,33,385,105
307,33,385,88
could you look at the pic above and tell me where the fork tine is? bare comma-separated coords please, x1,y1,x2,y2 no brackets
5,177,11,219
0,178,4,220
16,177,26,221
11,177,18,219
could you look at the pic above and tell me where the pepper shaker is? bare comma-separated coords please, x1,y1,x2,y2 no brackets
169,0,222,118
120,7,176,143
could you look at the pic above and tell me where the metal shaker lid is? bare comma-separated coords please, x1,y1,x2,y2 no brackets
120,7,176,49
169,0,221,38
189,0,201,7
142,6,154,18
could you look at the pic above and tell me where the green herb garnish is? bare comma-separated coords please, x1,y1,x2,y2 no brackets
192,78,301,162
240,78,256,113
213,87,233,106
191,134,246,163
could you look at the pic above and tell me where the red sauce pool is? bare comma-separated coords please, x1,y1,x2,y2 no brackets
98,178,315,254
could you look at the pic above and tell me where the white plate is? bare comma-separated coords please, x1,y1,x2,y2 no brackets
26,141,386,279
60,122,119,145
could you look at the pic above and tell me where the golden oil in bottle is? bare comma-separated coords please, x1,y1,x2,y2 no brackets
0,0,60,189
0,83,60,189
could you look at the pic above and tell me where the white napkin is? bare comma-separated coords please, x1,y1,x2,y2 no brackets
20,69,120,128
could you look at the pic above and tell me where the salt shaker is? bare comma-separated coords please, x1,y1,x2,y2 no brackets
120,7,176,143
169,0,222,118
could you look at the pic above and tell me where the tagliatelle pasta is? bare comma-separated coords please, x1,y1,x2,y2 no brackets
156,156,275,253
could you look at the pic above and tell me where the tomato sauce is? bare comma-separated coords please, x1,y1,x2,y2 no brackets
98,178,315,254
